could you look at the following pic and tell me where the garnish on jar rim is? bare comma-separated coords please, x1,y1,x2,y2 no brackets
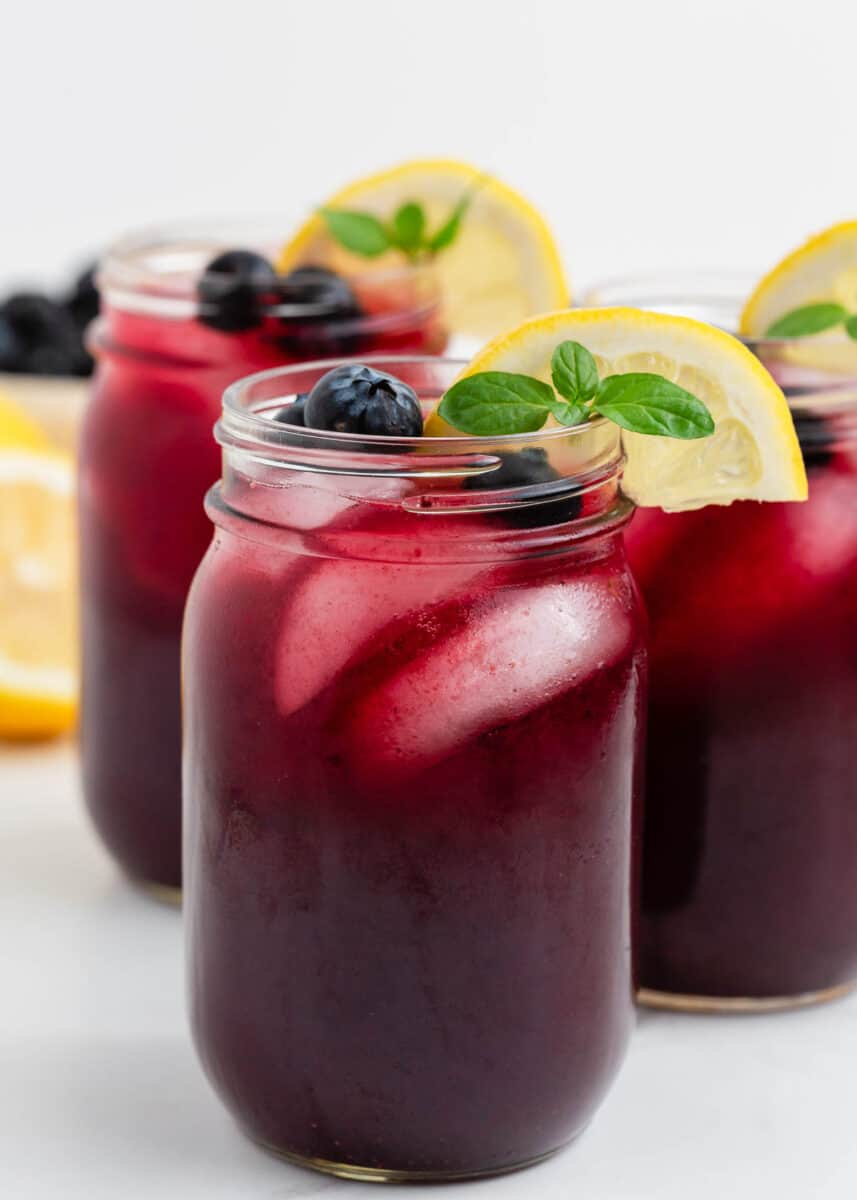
425,307,807,510
320,191,475,262
740,220,857,340
438,339,715,439
764,302,857,340
275,159,569,340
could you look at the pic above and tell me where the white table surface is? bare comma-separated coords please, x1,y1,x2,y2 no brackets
2,740,856,1200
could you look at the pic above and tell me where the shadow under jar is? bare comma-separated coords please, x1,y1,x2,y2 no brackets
182,357,645,1182
79,225,446,898
586,271,857,1012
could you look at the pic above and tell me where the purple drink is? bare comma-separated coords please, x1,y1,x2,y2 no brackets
183,357,645,1179
79,228,445,893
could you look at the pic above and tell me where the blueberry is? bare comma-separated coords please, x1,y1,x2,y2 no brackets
791,408,834,469
0,313,22,370
4,293,71,343
1,293,91,377
274,266,365,358
197,249,277,332
65,265,100,331
463,448,583,529
272,393,307,426
303,364,423,437
466,448,557,490
19,345,85,377
277,266,360,314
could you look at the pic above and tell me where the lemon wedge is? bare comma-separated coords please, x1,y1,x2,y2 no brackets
278,158,569,339
741,221,857,336
740,221,857,373
0,390,50,451
0,443,77,738
427,308,807,511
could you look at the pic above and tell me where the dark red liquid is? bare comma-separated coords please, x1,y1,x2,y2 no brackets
183,495,644,1177
79,288,445,889
627,436,857,1000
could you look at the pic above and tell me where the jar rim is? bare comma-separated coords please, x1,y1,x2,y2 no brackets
216,356,626,528
581,270,857,415
220,354,612,454
97,219,440,322
581,268,856,352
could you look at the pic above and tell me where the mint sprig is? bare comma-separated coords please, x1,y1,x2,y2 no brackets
427,194,470,254
320,191,475,261
391,202,425,252
318,210,390,258
436,373,555,436
594,374,714,438
765,303,851,339
551,341,598,408
438,340,715,440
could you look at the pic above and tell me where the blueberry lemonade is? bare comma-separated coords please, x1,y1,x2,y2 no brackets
79,160,570,896
591,232,857,1010
183,309,800,1178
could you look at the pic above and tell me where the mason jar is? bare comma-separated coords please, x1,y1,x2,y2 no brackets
183,356,645,1181
79,225,445,897
586,271,857,1011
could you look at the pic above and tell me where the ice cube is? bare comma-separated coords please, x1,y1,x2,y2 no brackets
343,577,635,783
275,554,487,717
236,474,412,533
263,480,354,531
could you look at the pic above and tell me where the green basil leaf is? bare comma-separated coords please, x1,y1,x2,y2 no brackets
428,192,472,254
438,372,554,435
319,208,391,258
551,340,599,404
765,303,848,338
549,399,588,427
391,202,426,252
593,373,715,439
845,314,857,342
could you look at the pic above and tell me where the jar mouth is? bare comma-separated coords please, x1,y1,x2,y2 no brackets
97,219,440,325
582,270,756,333
217,356,626,523
581,270,857,415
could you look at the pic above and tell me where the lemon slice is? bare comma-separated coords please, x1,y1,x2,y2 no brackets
0,445,78,738
427,308,806,511
0,376,89,451
277,159,569,339
741,221,857,336
0,389,50,450
740,221,857,374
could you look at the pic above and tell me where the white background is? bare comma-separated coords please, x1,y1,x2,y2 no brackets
2,0,856,293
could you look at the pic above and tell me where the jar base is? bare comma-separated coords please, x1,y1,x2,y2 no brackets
136,880,182,908
252,1135,572,1183
638,980,857,1014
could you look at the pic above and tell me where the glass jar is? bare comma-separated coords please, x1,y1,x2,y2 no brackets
79,225,446,897
183,357,645,1181
585,271,857,1010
